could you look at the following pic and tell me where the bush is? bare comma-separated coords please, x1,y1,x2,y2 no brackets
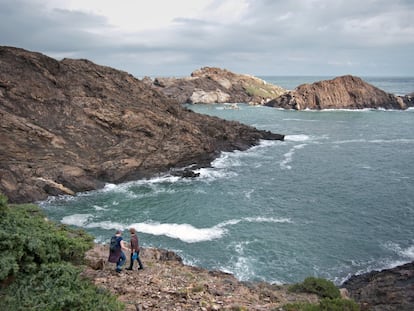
283,298,360,311
288,277,340,299
1,262,123,311
0,197,124,310
0,203,93,279
319,298,360,310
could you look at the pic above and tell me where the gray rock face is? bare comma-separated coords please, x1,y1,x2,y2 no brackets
147,66,286,105
0,46,284,203
265,75,407,110
342,261,414,311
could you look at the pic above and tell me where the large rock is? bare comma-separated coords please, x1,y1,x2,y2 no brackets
147,66,286,105
0,46,284,203
341,261,414,311
265,75,406,110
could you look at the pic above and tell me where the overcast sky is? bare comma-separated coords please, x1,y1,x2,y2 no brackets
1,0,413,77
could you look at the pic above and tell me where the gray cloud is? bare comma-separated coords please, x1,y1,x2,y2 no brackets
0,0,413,76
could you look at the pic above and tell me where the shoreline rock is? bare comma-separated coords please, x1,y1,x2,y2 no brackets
265,75,408,110
84,244,414,310
341,261,414,311
83,244,320,311
146,66,287,105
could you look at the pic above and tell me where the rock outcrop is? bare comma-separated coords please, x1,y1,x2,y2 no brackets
0,46,284,203
83,244,320,311
341,261,414,311
146,67,286,105
265,75,407,110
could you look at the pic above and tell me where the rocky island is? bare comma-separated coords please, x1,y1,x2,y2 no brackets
265,75,409,110
145,66,286,105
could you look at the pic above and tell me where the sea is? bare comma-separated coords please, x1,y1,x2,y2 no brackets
39,76,414,285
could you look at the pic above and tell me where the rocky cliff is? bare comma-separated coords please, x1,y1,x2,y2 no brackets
342,261,414,311
265,75,407,110
0,46,284,203
145,66,286,105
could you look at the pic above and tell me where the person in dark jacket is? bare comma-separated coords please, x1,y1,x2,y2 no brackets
108,229,130,273
126,227,144,270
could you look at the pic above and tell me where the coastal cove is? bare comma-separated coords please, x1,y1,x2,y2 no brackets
40,79,414,286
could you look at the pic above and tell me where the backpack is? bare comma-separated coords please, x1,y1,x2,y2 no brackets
109,236,119,252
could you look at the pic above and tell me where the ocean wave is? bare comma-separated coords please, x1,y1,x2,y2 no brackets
285,135,311,142
280,144,307,170
63,215,292,243
283,118,319,122
384,241,414,260
333,138,414,145
61,213,94,227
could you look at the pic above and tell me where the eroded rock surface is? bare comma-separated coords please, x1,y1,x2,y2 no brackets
83,244,319,311
265,75,407,110
0,47,284,203
146,66,286,105
342,261,414,311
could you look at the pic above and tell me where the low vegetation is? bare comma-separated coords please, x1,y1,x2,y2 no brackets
284,277,360,311
0,193,124,310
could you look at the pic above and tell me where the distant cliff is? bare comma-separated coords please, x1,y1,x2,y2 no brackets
0,46,284,203
145,66,286,105
265,75,407,110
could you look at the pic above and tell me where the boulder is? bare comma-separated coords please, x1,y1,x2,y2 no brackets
266,75,406,110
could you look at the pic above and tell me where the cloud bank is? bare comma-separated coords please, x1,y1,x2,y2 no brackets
1,0,413,76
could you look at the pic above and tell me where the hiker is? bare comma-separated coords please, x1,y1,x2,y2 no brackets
108,229,130,273
126,227,144,270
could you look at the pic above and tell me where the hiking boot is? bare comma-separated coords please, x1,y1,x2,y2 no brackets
126,267,133,270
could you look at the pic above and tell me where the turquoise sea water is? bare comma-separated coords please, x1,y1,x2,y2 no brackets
39,77,414,285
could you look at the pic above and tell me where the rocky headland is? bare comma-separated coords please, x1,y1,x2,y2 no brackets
145,66,286,105
0,46,283,204
265,75,409,110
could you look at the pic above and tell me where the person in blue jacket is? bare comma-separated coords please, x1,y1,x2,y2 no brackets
108,229,130,273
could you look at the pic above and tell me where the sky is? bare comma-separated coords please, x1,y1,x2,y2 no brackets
1,0,413,77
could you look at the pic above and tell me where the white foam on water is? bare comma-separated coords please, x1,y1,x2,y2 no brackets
63,214,292,244
384,242,414,260
195,167,237,181
283,118,319,122
130,222,226,243
284,134,311,142
334,138,414,145
211,152,242,168
93,205,107,211
61,213,94,227
85,220,127,231
243,216,293,224
280,144,307,170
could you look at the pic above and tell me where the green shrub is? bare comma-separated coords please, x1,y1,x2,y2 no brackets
0,203,93,279
319,298,360,310
1,262,124,311
282,302,320,311
0,192,8,212
283,298,360,311
0,197,123,310
289,277,340,299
